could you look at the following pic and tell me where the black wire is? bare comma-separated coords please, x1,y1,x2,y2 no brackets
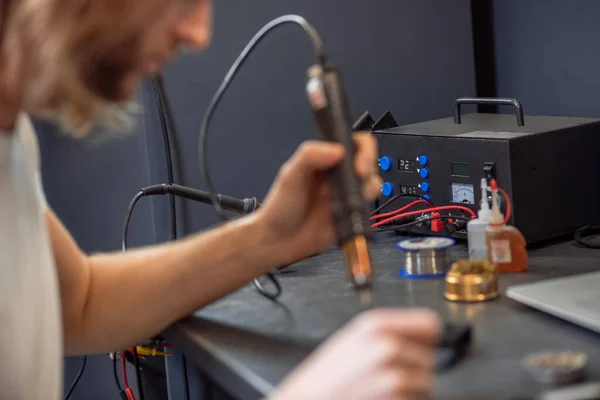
152,74,196,400
132,347,146,400
182,355,191,400
371,193,434,216
198,14,324,222
198,15,323,301
113,355,124,392
151,74,177,240
574,226,600,249
374,215,472,233
253,273,283,300
121,195,147,400
122,191,145,252
64,356,87,400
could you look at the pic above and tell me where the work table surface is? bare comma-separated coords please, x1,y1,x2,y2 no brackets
163,233,600,400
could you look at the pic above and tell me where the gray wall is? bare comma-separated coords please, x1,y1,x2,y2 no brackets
492,0,600,117
36,1,477,399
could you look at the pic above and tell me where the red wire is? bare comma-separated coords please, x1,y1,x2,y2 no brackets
122,352,136,400
121,352,130,389
492,187,512,226
370,199,434,220
372,205,476,228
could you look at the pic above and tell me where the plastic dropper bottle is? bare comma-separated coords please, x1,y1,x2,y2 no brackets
467,178,492,260
485,179,528,273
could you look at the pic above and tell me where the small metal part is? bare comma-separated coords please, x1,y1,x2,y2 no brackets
445,259,499,302
415,214,431,228
397,237,455,278
522,350,588,386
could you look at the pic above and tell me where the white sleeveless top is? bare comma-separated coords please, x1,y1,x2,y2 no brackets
0,114,62,399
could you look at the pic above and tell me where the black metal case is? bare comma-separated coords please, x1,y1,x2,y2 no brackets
373,108,600,244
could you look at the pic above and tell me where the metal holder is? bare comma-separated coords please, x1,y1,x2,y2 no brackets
522,350,587,386
397,237,455,278
444,259,499,302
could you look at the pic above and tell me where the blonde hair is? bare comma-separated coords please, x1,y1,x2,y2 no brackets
0,0,170,137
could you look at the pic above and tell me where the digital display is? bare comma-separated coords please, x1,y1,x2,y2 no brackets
401,185,418,195
451,162,470,177
398,159,416,172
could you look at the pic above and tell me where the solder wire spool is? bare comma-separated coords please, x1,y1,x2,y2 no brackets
396,237,455,278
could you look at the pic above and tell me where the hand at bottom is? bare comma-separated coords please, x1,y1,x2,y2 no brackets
271,308,441,400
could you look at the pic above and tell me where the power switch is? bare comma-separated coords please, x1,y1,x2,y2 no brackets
483,162,496,183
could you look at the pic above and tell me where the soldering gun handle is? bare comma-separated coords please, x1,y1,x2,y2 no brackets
306,64,372,244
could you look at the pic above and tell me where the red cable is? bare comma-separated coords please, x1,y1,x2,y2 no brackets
488,179,512,226
121,352,136,400
121,353,130,388
492,187,512,226
121,352,137,400
370,199,434,220
372,205,476,228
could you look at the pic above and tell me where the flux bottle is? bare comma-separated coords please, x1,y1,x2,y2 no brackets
485,180,527,273
467,178,492,260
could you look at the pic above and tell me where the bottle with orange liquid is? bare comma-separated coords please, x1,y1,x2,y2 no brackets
485,179,528,273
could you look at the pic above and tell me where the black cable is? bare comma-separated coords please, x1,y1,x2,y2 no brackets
120,184,260,398
197,15,324,301
152,73,193,400
113,355,124,393
371,193,434,216
198,14,324,219
132,347,146,400
64,356,87,400
574,226,600,249
151,74,177,240
374,215,472,233
122,191,145,252
120,190,147,400
182,354,191,400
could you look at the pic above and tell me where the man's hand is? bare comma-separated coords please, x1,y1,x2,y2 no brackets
256,132,382,265
272,308,441,400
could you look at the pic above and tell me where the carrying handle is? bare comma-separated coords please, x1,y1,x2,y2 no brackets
454,97,524,126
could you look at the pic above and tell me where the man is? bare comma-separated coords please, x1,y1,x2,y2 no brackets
0,1,441,399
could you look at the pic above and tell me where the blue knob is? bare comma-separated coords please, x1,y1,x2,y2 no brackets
420,168,429,179
419,155,428,166
423,194,431,201
421,182,430,193
381,182,394,197
379,156,392,172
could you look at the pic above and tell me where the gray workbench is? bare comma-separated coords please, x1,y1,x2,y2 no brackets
163,233,600,399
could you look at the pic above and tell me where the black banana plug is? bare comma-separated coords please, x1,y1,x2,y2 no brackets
306,63,374,305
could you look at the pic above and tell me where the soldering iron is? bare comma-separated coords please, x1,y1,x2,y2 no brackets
306,64,374,302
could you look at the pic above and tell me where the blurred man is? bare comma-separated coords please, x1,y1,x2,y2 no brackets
0,1,441,399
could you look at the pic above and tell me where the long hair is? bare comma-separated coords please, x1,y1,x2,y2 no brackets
0,0,173,136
